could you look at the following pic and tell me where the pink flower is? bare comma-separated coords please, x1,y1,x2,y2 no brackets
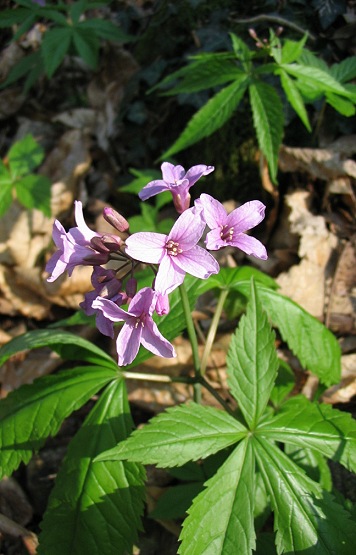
139,162,214,213
46,201,108,282
125,208,220,295
92,287,176,366
198,194,267,259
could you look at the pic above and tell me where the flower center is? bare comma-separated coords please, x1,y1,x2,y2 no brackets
166,239,183,257
220,225,234,242
133,312,146,329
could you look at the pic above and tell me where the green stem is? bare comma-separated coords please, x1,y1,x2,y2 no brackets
198,375,236,418
179,282,202,403
200,289,229,376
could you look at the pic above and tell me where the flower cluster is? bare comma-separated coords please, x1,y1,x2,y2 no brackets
46,163,267,366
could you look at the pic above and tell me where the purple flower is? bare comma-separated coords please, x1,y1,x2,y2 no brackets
46,201,108,282
92,287,176,366
154,292,170,315
139,162,214,214
125,208,220,295
80,267,124,338
198,194,267,259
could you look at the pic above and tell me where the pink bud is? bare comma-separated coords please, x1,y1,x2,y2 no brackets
103,207,129,232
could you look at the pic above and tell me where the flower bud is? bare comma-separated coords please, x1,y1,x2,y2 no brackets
103,207,129,232
155,292,170,315
126,277,137,301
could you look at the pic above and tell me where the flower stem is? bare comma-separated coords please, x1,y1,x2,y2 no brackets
179,282,202,403
200,288,229,376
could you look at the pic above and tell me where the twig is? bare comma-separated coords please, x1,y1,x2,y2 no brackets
231,14,316,41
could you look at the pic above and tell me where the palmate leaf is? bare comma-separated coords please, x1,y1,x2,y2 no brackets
15,174,52,217
0,162,13,217
8,134,44,177
281,63,356,100
326,92,355,116
227,280,279,429
96,403,247,467
198,266,278,294
72,26,99,69
254,437,356,554
279,70,311,130
0,328,117,369
42,27,72,78
330,56,356,83
236,282,341,385
179,439,256,555
257,395,356,473
38,379,145,555
249,80,284,183
0,366,116,479
161,77,249,159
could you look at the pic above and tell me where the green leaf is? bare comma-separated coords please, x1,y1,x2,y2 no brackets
229,33,251,67
298,50,329,72
38,379,145,555
0,51,43,90
179,439,256,555
281,36,308,64
15,174,51,217
227,279,279,428
269,360,295,409
119,168,161,194
8,134,44,178
0,366,115,479
150,482,204,520
236,282,341,385
198,266,278,295
330,56,356,83
79,19,134,42
281,63,356,100
0,329,117,369
279,70,311,131
161,77,249,160
0,162,13,217
42,27,72,78
0,7,32,27
284,444,332,491
249,81,284,183
69,0,87,24
72,26,99,68
156,57,244,96
326,92,355,116
257,395,356,474
96,403,247,467
254,437,356,554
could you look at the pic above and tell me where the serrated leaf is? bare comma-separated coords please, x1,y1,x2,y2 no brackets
42,27,72,78
326,92,355,116
284,444,332,491
0,51,42,90
119,168,161,194
79,19,134,42
157,57,244,96
161,77,249,159
330,56,356,83
0,162,13,217
15,174,51,217
0,7,31,27
281,36,308,64
249,81,284,183
8,134,44,177
72,26,99,68
97,403,246,467
198,266,278,294
236,282,341,385
38,379,145,555
229,33,251,67
279,70,311,130
254,437,356,554
179,439,256,555
0,328,117,369
150,482,203,520
227,279,279,428
281,63,356,100
0,366,116,479
269,360,295,409
257,395,356,474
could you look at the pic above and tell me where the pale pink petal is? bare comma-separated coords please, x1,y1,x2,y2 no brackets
168,207,205,248
155,254,185,294
161,162,185,182
141,320,176,358
232,234,268,260
74,200,97,241
117,323,142,366
227,201,266,233
128,287,155,316
199,194,227,229
125,232,166,263
92,297,131,323
174,245,220,279
184,165,214,186
138,180,169,201
46,250,67,282
205,229,226,251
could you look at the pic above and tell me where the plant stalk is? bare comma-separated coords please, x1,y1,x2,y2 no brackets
179,282,202,403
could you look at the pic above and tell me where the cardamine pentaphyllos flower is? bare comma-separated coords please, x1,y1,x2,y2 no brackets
125,207,219,295
198,194,268,260
92,287,176,366
138,162,214,213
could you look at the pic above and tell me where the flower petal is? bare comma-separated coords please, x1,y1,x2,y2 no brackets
125,232,166,263
155,254,185,295
141,319,176,359
74,200,97,242
175,245,220,279
205,229,226,251
128,287,156,316
168,207,205,248
199,193,227,230
92,297,131,322
161,162,185,182
117,323,141,366
184,164,214,186
227,200,266,233
138,180,169,201
231,234,268,260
